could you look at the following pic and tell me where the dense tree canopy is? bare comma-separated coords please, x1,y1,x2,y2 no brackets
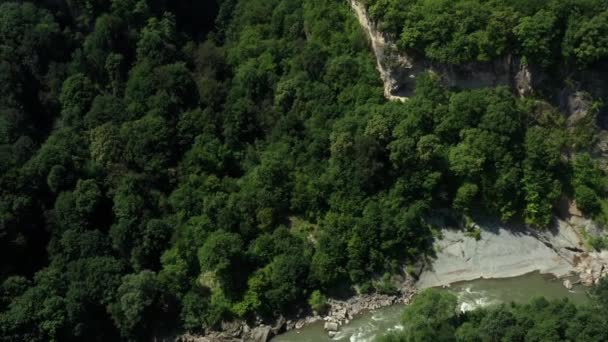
365,0,608,67
0,0,607,340
378,279,608,342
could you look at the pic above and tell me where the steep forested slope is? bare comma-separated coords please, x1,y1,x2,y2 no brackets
1,0,607,341
364,0,608,67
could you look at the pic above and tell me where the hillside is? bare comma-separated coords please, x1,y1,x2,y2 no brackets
1,1,608,341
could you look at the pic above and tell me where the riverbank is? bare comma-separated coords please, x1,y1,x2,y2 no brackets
417,218,581,288
274,272,591,342
271,215,608,340
175,282,417,342
174,213,608,342
299,286,417,338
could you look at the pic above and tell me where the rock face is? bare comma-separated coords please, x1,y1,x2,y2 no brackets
220,321,243,338
349,0,608,126
349,0,411,101
595,131,608,169
271,315,285,335
349,0,537,101
419,212,608,291
575,252,608,286
417,217,583,288
173,322,272,342
562,91,594,126
559,203,608,286
515,61,534,97
244,326,272,342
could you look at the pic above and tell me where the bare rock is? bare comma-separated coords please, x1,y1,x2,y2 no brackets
563,279,573,290
271,315,286,335
580,272,595,286
220,320,243,338
334,308,347,320
515,61,533,97
285,320,295,331
563,91,593,127
244,326,272,342
175,334,213,342
324,322,339,332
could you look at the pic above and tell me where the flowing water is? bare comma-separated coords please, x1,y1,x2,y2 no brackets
272,272,590,342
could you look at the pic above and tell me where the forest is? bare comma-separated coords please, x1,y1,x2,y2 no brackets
365,0,608,67
378,280,608,341
1,0,607,341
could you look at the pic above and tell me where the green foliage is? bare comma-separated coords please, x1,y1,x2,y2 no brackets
465,226,482,241
400,289,458,341
85,95,126,129
251,253,310,312
1,0,607,340
572,153,607,217
308,290,329,315
397,0,515,64
0,1,61,119
198,230,245,289
120,114,171,173
109,271,163,340
367,0,608,67
513,9,558,67
375,273,399,295
379,281,608,342
60,74,97,127
576,185,601,215
137,14,178,65
522,127,564,227
564,11,608,67
180,287,210,331
47,165,69,193
588,235,608,251
0,276,30,307
591,277,608,309
53,179,103,232
453,183,479,212
131,219,173,271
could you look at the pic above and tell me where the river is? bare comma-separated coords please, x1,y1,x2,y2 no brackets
272,272,589,342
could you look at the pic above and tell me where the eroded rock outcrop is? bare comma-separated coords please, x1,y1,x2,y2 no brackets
349,0,412,101
575,253,608,286
349,0,537,101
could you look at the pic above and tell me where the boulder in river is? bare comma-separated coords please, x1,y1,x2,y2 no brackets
563,279,572,290
324,322,339,332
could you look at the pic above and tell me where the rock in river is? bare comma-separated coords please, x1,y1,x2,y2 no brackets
324,322,339,332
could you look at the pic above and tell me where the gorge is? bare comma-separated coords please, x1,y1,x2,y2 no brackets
268,2,608,341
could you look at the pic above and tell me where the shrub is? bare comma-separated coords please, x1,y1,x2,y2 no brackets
308,290,329,315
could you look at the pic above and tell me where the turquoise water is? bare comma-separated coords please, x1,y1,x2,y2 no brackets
272,272,589,342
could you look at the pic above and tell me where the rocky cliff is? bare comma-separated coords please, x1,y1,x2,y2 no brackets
349,0,535,101
349,0,608,122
